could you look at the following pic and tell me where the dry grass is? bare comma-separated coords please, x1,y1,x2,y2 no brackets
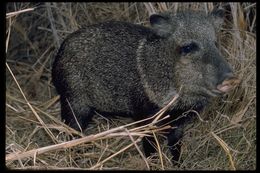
5,2,256,170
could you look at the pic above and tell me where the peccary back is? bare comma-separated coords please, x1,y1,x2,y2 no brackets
52,8,239,163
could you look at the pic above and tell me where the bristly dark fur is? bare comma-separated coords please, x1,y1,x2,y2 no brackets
52,7,236,164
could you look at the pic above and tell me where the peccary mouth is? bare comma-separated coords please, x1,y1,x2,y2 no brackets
216,77,240,93
201,77,240,98
201,87,222,97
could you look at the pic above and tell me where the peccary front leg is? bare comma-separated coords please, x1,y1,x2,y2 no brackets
167,124,185,164
60,96,94,132
143,136,157,157
142,119,186,163
141,111,193,160
167,105,204,164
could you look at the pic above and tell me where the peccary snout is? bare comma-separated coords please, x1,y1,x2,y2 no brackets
217,74,240,93
216,59,240,94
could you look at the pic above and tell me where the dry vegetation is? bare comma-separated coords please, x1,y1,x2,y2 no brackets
5,2,256,170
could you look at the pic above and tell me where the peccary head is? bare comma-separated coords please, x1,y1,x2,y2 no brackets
141,8,240,109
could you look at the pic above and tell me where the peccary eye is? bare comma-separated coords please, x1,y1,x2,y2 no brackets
179,42,198,55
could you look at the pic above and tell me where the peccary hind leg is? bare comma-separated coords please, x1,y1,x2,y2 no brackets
60,96,94,132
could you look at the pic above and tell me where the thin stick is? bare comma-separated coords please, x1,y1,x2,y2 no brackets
6,63,58,144
152,130,164,170
90,137,142,170
211,132,236,170
46,3,60,47
6,125,124,162
6,18,11,53
125,128,150,170
151,94,179,124
65,98,83,133
6,8,35,18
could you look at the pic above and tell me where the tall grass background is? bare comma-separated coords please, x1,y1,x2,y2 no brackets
6,2,256,170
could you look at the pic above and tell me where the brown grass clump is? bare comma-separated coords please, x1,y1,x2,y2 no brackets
5,2,256,170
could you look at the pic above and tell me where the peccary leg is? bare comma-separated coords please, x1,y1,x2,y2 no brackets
60,96,94,132
143,136,157,157
167,105,204,164
142,117,186,162
141,112,189,159
167,124,184,163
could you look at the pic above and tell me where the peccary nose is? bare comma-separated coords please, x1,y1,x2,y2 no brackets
217,73,240,93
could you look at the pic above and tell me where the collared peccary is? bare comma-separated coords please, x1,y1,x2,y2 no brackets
52,7,240,164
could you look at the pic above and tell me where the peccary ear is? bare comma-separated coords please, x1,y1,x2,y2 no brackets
209,7,225,31
150,13,172,37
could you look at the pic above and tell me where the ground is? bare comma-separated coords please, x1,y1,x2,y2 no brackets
5,2,256,170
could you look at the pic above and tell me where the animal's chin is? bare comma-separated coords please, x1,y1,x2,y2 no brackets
181,86,219,97
202,79,240,98
199,85,237,98
201,87,223,98
179,80,239,105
